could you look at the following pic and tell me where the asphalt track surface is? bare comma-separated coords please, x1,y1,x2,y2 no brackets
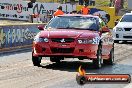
0,42,132,88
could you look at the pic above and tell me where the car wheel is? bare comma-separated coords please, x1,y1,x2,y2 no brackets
123,40,127,43
114,40,119,43
50,57,62,63
103,48,114,65
93,45,103,69
32,53,42,66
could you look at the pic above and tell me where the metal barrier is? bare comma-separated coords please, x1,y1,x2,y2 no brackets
0,23,46,52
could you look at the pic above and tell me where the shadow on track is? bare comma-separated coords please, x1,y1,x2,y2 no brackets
39,60,132,75
40,60,114,73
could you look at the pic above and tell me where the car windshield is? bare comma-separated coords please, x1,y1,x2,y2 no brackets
120,15,132,22
45,16,99,31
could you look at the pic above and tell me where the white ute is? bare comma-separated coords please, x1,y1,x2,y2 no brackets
113,12,132,43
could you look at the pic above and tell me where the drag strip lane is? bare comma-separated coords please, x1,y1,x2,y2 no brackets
0,43,131,88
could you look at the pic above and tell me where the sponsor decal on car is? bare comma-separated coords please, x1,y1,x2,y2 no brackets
92,37,100,44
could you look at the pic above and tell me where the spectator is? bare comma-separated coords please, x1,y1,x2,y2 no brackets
79,0,84,5
53,6,64,17
84,0,89,6
120,0,124,9
109,0,114,6
114,0,121,15
81,4,90,15
90,0,95,6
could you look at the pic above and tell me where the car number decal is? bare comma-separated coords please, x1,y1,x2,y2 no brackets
93,37,100,44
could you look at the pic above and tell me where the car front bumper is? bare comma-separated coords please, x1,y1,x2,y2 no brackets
113,31,132,41
33,42,99,59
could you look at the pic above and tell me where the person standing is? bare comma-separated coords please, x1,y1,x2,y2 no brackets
81,4,90,15
84,0,89,6
109,0,113,6
79,0,84,5
120,0,124,9
90,0,95,6
114,0,121,15
53,6,64,17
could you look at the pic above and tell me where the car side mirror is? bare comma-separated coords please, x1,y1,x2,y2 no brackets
38,25,44,30
102,26,110,33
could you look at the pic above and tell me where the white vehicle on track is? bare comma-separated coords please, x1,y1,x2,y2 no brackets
113,13,132,43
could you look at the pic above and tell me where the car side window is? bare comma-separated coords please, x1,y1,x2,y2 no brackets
98,18,107,31
100,19,106,27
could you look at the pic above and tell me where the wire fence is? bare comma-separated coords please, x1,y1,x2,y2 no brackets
30,0,128,8
36,0,111,6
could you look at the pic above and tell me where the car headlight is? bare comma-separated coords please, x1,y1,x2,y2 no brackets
116,27,123,31
78,39,93,44
78,37,100,44
34,37,49,42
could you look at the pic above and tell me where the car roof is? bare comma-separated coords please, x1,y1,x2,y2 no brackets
57,14,100,19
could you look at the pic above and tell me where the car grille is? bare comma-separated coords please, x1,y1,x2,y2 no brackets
123,36,132,38
51,48,74,53
51,38,75,43
124,28,132,31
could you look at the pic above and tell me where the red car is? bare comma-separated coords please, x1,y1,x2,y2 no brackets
32,14,114,68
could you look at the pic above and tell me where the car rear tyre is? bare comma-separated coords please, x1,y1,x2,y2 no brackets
32,55,42,66
50,57,62,63
93,45,102,69
103,48,114,65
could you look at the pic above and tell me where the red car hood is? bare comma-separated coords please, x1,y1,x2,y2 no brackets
39,29,97,38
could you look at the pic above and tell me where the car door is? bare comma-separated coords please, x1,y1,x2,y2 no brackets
99,19,114,59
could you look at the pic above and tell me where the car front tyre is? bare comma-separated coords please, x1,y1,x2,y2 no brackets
114,40,119,43
123,40,127,43
93,45,102,69
32,52,42,66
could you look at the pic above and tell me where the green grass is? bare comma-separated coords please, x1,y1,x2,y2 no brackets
95,0,110,6
96,0,128,8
